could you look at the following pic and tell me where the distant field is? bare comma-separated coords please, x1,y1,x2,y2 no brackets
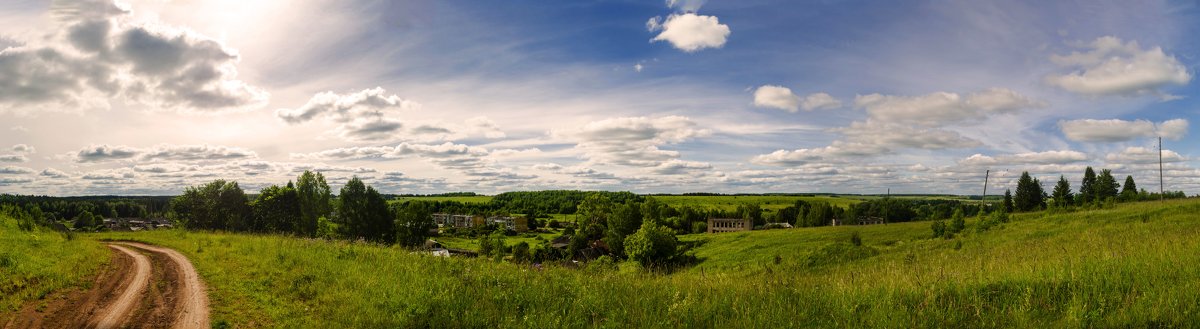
390,196,493,204
434,229,565,251
653,195,861,211
66,199,1200,327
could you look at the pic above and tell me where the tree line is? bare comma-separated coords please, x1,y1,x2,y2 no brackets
171,171,435,246
1002,166,1188,213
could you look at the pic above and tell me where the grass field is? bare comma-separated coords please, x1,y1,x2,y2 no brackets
0,216,108,315
390,196,494,204
58,198,1200,327
653,195,861,211
434,229,566,251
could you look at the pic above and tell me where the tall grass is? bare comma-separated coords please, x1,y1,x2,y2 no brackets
86,198,1200,327
0,215,108,313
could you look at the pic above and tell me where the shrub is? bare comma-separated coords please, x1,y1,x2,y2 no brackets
948,209,965,234
931,220,947,239
511,242,531,263
623,221,679,266
850,232,862,246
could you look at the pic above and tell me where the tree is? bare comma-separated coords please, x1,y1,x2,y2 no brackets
948,208,965,234
250,184,301,233
1013,172,1045,212
1095,169,1120,202
605,201,642,257
736,203,763,226
395,201,434,247
73,210,97,230
931,220,947,238
337,177,394,243
1120,175,1138,201
1051,175,1074,208
1002,189,1013,213
1079,167,1097,204
171,180,249,230
623,221,679,266
511,242,531,263
296,171,333,237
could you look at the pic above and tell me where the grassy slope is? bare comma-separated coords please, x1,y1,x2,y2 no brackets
653,195,860,211
92,199,1200,327
0,216,108,315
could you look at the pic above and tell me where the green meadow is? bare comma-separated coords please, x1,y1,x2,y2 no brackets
653,194,860,211
4,198,1200,327
0,215,108,315
390,195,495,204
85,199,1200,327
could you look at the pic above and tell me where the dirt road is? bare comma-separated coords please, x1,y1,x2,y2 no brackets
2,242,210,329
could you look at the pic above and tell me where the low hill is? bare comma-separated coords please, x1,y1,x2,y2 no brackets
6,198,1198,327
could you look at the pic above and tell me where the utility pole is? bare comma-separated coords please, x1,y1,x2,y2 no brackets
1159,137,1165,202
982,170,990,207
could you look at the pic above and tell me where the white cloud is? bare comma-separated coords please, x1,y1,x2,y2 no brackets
854,88,1041,127
40,168,70,179
1046,36,1191,97
1059,118,1188,142
752,86,841,112
1105,147,1186,164
835,121,981,150
74,144,141,163
11,144,34,153
650,159,712,175
72,143,257,163
291,142,488,161
666,0,708,12
0,166,36,175
563,116,710,167
0,0,268,114
959,150,1089,166
650,13,730,52
0,155,27,163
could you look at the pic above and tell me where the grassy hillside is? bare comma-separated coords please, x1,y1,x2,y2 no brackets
653,195,860,211
88,198,1200,327
0,215,109,314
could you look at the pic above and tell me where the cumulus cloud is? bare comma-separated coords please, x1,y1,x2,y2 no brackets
1105,147,1186,164
835,121,982,150
0,155,27,163
72,144,257,163
959,150,1089,167
74,144,141,163
0,166,36,175
562,116,710,167
1059,118,1188,142
1046,36,1191,98
291,142,488,161
649,13,730,52
650,159,712,175
11,144,34,153
40,168,70,179
0,0,268,113
854,88,1041,127
752,85,841,112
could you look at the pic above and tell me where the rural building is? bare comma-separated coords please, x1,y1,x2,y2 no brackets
487,216,529,232
707,218,752,233
103,218,173,231
831,217,885,226
432,213,485,228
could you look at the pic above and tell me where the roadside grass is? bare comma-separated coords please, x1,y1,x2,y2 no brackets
0,215,108,315
85,198,1200,327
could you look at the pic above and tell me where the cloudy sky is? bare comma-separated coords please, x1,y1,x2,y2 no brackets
1,0,1199,196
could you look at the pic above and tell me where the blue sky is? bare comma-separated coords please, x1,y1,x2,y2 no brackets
1,0,1198,195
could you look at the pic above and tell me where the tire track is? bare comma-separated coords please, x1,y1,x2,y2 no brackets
95,245,152,329
116,242,210,329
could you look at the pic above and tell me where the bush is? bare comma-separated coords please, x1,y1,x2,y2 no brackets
849,232,862,246
931,220,947,239
691,221,707,234
587,255,617,272
948,209,965,234
511,242,531,263
623,221,679,266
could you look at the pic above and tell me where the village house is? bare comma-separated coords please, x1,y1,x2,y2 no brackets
707,218,752,233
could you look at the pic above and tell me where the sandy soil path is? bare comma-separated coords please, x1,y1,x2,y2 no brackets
115,242,210,329
1,242,210,329
94,245,152,329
